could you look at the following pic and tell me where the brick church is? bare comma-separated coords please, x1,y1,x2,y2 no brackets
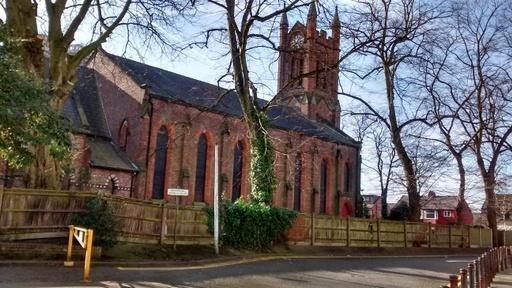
28,4,361,216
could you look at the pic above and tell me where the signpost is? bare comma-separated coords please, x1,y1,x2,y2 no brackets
167,187,189,250
214,144,219,255
63,225,94,282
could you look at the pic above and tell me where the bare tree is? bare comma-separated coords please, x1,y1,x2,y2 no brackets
339,0,447,220
418,0,512,245
2,0,190,188
343,108,398,219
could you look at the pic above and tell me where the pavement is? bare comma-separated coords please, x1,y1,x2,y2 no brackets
492,268,512,287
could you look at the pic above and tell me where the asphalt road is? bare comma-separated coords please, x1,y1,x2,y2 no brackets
0,256,476,288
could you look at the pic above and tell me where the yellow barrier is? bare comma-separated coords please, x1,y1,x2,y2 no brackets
63,225,94,282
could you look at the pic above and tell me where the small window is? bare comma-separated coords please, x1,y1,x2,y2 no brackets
424,210,436,219
443,210,452,218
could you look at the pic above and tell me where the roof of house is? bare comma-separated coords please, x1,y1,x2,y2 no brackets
104,52,360,147
62,67,139,172
362,194,381,204
420,193,459,210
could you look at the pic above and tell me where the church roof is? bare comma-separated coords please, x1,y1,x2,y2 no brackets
62,67,139,172
104,52,360,147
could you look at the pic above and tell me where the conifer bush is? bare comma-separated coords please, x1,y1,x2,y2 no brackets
206,200,297,249
72,195,121,248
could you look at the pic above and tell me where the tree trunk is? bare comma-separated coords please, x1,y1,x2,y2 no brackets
5,0,43,75
383,64,420,221
483,173,498,247
381,188,388,219
27,146,61,189
246,112,275,206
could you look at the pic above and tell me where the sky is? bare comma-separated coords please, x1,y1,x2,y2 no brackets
1,0,499,211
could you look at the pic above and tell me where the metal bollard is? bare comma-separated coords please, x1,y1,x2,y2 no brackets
475,259,481,288
468,263,475,288
460,268,468,288
449,275,459,288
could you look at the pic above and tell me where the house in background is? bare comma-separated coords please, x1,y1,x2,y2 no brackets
420,191,473,225
362,194,382,219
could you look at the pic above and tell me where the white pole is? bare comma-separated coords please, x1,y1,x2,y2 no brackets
214,144,219,255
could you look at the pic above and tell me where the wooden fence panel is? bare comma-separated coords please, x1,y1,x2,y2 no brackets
406,222,428,247
379,220,405,247
313,215,346,246
0,189,211,244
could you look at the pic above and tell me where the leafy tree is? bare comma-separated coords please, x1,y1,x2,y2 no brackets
3,0,189,188
0,24,70,169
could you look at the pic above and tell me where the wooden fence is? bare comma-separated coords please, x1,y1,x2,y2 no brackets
0,188,495,248
286,213,494,248
0,188,211,245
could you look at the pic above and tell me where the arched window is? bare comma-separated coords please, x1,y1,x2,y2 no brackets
345,162,351,193
118,120,129,151
195,134,208,202
232,141,243,201
320,159,328,214
293,153,302,211
151,126,168,199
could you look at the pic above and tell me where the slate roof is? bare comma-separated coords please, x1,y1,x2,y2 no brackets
104,52,360,147
62,67,139,172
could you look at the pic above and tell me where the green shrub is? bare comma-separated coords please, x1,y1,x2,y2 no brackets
72,195,121,248
206,200,297,249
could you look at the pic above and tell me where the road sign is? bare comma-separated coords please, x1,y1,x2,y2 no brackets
167,188,189,196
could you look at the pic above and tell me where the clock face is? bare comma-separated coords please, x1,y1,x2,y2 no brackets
290,34,304,49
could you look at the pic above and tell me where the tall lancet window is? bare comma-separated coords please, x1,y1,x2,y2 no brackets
320,159,328,214
232,141,244,201
194,134,208,202
293,153,302,211
152,126,168,199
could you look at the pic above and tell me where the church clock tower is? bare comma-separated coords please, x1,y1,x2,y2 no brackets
277,3,341,128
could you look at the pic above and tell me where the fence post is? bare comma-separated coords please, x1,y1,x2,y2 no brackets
346,217,351,247
467,226,471,248
468,263,474,288
64,225,74,266
83,229,94,282
460,268,468,288
428,222,432,248
0,184,4,224
479,227,482,248
377,219,381,248
449,225,452,248
403,221,407,248
160,202,167,245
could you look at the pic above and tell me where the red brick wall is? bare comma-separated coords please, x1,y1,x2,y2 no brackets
136,97,358,216
88,51,359,216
